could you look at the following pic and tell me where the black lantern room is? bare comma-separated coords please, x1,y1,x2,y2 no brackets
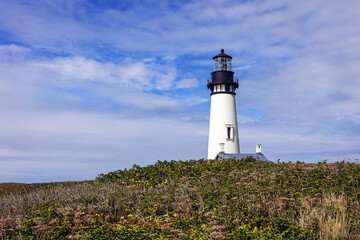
207,49,239,95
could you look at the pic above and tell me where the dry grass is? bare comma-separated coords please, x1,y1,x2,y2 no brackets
0,159,360,239
300,194,349,240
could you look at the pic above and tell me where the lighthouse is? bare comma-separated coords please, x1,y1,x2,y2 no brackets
207,49,240,159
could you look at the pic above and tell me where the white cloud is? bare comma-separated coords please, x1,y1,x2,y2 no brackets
115,92,182,110
152,66,177,90
0,44,30,55
0,110,208,183
0,45,183,91
0,0,358,57
32,56,152,88
237,115,260,124
175,78,199,89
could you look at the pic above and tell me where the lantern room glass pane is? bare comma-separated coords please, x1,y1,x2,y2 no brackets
213,57,232,71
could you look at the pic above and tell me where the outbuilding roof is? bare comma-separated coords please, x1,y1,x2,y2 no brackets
217,153,269,162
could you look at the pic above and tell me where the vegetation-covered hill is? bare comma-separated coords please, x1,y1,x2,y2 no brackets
1,158,360,239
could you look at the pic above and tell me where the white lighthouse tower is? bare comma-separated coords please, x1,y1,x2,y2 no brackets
207,49,240,159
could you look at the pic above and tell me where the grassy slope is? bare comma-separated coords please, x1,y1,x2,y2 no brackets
0,158,359,239
0,182,83,196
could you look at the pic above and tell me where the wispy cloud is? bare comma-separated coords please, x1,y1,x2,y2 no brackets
0,109,208,183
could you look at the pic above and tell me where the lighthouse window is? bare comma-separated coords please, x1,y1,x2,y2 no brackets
220,58,227,70
214,61,218,71
226,124,234,141
225,85,230,92
216,58,225,71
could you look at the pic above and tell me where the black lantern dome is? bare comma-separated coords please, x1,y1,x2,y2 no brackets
207,49,239,95
213,48,232,60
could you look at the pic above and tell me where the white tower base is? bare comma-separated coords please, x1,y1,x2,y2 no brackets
207,93,239,159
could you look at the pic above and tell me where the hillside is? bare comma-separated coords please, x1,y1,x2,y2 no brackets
1,158,360,239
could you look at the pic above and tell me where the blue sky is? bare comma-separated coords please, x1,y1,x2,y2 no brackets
1,0,359,183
